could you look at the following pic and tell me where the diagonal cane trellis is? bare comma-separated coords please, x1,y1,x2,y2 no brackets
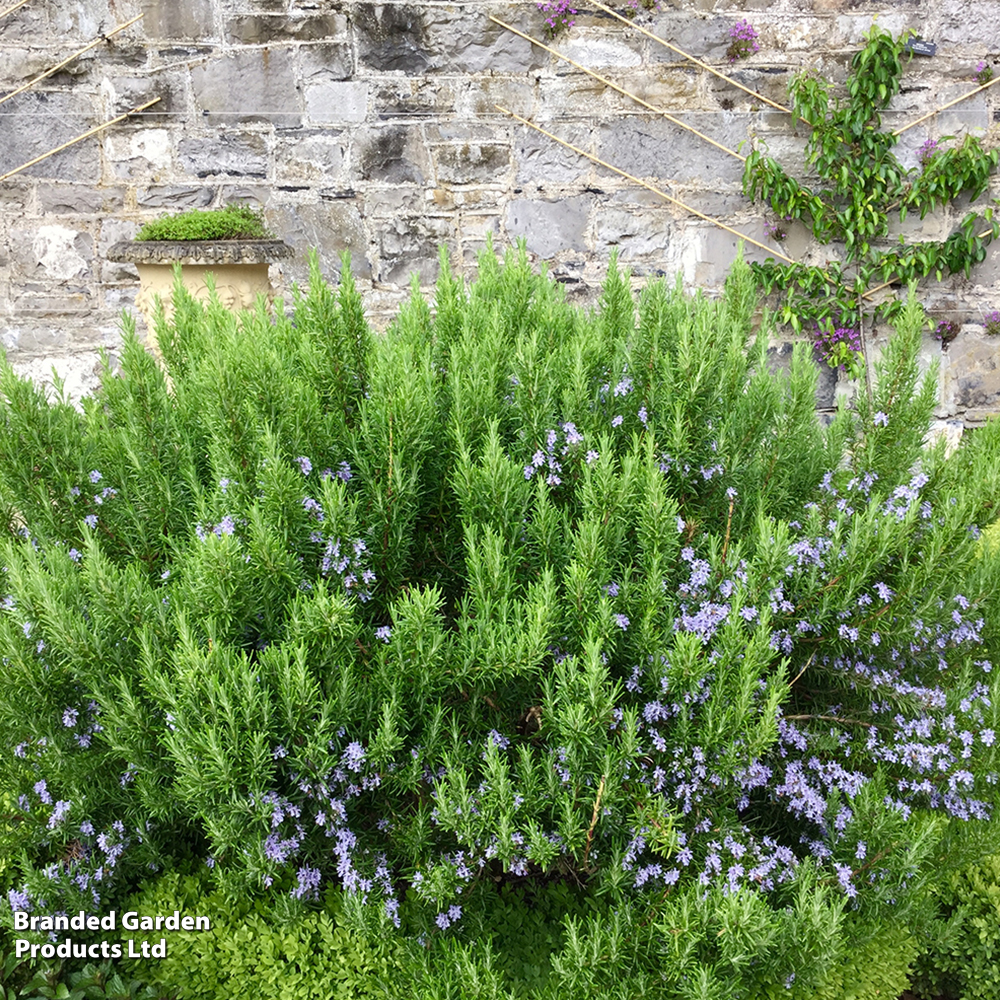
0,14,145,111
495,13,1000,316
0,13,159,200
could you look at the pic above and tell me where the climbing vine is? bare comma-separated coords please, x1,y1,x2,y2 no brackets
743,24,999,372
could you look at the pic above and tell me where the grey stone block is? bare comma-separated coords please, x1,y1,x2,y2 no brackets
270,200,371,280
179,133,269,178
141,0,217,40
299,39,354,82
504,196,590,258
104,128,174,180
0,92,101,182
514,126,592,185
376,215,453,284
433,143,511,186
356,126,430,184
595,207,673,258
598,117,748,186
943,326,1000,416
275,132,347,184
226,14,346,44
38,185,125,215
304,80,368,125
191,48,301,125
373,79,460,119
135,186,216,209
9,224,94,283
101,72,188,118
353,3,433,74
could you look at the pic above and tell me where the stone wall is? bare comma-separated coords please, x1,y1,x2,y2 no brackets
0,0,998,419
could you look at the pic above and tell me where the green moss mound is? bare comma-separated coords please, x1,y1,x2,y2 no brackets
134,205,274,242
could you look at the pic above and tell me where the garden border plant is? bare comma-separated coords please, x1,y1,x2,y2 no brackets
3,243,1000,998
742,24,1000,375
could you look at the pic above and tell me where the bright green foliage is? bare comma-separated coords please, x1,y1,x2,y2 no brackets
743,23,1000,336
3,243,1000,998
121,869,395,1000
0,939,172,1000
910,851,1000,999
134,206,274,242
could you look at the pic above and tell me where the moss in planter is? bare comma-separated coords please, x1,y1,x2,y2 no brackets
135,205,275,242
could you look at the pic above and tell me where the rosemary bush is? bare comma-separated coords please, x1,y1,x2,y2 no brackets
3,244,1000,997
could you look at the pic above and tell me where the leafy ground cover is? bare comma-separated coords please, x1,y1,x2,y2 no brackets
2,245,1000,997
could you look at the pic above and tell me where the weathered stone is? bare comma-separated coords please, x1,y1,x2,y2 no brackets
598,117,748,186
269,200,371,280
141,0,218,41
458,77,536,120
276,132,347,184
178,133,269,178
305,80,369,124
943,326,1000,417
101,72,188,118
514,125,593,185
99,219,142,282
135,186,216,210
373,79,459,119
353,3,433,74
9,225,94,283
560,35,643,69
691,223,771,286
357,126,430,184
104,128,174,180
0,46,50,85
0,92,101,182
226,14,346,45
376,215,453,284
932,3,1000,51
433,143,511,186
299,38,354,81
38,185,124,215
191,48,301,125
504,196,590,258
595,206,674,258
648,14,732,63
367,187,450,216
0,5,45,42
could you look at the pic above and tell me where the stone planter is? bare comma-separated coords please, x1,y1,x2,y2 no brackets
107,239,294,332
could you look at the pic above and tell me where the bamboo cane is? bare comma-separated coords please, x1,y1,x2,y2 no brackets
0,14,144,110
893,73,1000,136
490,16,746,162
496,105,794,263
0,0,31,19
0,97,160,184
589,0,792,114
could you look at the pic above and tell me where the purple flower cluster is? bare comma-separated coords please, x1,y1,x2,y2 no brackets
258,736,396,909
918,138,939,168
524,423,587,486
726,19,760,62
536,0,577,35
812,320,862,370
318,536,375,602
984,310,1000,337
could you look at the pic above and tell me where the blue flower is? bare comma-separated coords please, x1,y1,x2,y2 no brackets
296,456,313,476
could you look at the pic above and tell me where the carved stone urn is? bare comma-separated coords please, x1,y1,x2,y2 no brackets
107,238,294,332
